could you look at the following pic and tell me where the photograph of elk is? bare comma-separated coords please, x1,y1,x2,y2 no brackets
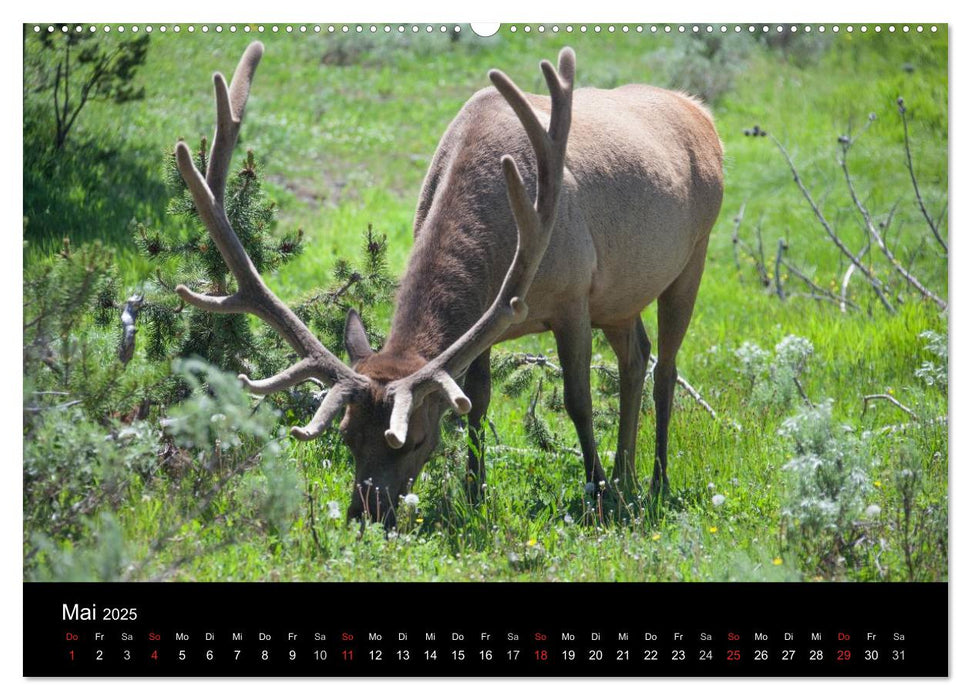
23,24,947,583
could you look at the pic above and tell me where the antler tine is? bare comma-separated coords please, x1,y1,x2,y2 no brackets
207,41,264,204
238,358,316,395
175,42,367,440
292,383,359,441
382,49,575,448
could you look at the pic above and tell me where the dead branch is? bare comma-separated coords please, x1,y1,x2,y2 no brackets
862,393,918,421
779,255,857,310
648,355,718,420
774,238,787,300
764,131,896,313
839,141,946,310
793,377,813,408
899,98,947,254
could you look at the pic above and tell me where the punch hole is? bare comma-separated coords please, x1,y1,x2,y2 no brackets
470,23,500,37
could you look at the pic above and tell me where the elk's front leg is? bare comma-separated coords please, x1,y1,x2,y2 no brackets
552,312,607,488
463,349,492,502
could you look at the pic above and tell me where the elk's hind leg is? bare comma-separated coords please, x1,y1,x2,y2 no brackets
604,317,652,493
652,237,710,496
463,349,492,502
552,311,608,488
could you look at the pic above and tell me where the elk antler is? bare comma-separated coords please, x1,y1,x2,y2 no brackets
174,42,368,439
383,48,576,448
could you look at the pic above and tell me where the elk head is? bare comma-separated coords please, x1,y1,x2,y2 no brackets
174,42,573,526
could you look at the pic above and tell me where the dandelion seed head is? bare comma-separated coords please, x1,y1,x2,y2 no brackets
712,494,726,507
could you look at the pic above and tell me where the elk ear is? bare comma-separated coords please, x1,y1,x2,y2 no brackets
344,309,373,365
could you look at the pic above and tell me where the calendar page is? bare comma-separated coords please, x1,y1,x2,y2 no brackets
21,20,948,678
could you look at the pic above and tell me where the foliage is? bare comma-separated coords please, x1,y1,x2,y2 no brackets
135,144,303,378
733,335,814,411
777,400,872,572
914,330,947,390
134,144,394,414
25,28,149,150
649,34,753,104
22,239,158,419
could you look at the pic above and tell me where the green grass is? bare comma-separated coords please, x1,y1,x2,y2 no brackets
23,27,948,582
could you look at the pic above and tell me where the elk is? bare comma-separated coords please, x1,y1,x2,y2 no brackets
174,42,723,526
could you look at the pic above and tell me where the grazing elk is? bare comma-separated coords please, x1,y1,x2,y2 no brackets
174,42,723,526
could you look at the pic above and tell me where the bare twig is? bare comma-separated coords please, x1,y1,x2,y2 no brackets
839,141,946,310
24,399,82,414
793,377,813,408
647,355,718,420
774,238,787,300
779,256,857,310
899,98,947,254
765,132,896,313
862,393,918,421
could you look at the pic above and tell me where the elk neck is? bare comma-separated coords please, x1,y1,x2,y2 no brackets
382,212,500,367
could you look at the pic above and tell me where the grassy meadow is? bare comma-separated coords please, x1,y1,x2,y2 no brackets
23,25,948,582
